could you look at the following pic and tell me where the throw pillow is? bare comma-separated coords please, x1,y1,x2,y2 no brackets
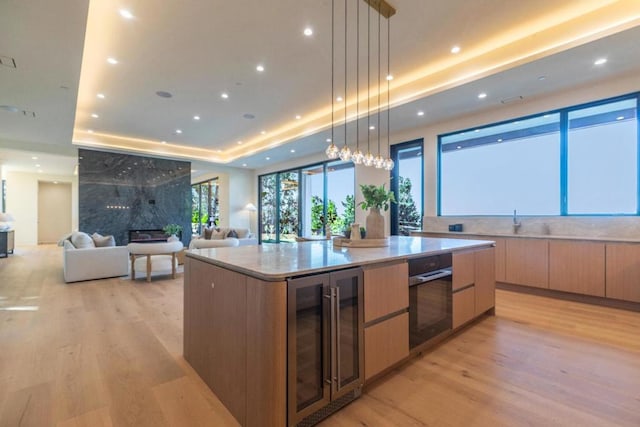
92,232,116,247
235,228,250,239
57,232,73,247
203,226,214,240
71,231,95,249
211,228,226,240
227,229,238,238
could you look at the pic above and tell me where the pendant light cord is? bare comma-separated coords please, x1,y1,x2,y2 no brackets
343,0,347,149
331,0,334,147
377,8,381,158
356,0,359,153
387,17,391,158
367,2,370,155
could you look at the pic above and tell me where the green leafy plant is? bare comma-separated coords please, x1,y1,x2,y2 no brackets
163,223,183,236
358,184,396,211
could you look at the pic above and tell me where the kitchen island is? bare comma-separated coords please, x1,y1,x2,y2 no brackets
184,236,495,427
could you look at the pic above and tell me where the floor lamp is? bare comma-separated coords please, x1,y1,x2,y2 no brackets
244,203,257,233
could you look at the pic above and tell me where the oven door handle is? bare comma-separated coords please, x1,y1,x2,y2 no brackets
409,269,452,287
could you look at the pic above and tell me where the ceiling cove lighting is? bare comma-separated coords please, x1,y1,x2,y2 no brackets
325,0,395,170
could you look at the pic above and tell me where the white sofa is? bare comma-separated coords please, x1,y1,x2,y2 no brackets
63,240,129,283
188,227,258,250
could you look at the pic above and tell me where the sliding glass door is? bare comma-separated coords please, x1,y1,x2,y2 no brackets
191,178,219,234
259,161,354,243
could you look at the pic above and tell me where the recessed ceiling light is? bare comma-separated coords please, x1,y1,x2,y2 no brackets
161,141,167,144
256,64,265,72
295,115,301,120
107,57,118,65
265,157,270,160
88,129,94,133
175,129,182,134
594,58,607,65
97,93,105,99
242,163,247,167
193,115,200,120
91,113,99,118
617,116,624,120
237,141,243,145
451,45,461,54
35,164,41,167
326,138,332,142
31,156,38,160
119,9,134,19
336,96,343,102
386,74,394,81
261,130,267,135
304,27,313,36
221,92,229,99
369,125,375,130
417,111,424,116
290,149,296,153
478,92,487,99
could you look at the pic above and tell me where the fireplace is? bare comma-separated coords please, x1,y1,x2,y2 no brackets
129,229,174,243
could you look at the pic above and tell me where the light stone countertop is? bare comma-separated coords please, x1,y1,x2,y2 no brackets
186,235,494,281
414,230,640,243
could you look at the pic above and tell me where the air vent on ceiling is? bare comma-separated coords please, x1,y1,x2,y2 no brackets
0,55,17,68
500,96,524,104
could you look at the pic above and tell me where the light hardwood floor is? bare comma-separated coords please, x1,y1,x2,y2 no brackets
1,245,639,426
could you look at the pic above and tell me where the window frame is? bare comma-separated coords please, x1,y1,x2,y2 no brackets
390,138,424,235
437,91,640,217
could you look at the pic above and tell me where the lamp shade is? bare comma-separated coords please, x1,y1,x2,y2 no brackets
0,212,14,222
244,203,257,212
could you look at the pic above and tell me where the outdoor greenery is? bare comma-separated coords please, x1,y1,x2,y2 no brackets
191,180,219,233
163,223,183,236
398,176,421,232
358,184,396,211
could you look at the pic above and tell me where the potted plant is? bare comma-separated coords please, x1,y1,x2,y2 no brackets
163,223,183,242
357,184,396,239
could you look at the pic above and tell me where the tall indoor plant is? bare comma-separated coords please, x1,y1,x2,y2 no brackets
358,184,396,239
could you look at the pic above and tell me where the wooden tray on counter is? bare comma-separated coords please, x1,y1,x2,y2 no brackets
332,237,389,248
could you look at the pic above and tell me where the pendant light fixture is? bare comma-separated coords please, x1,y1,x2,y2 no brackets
383,15,395,171
326,0,395,171
325,0,339,159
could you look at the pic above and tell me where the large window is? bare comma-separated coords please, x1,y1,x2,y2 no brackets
391,139,424,235
259,160,354,243
439,93,638,216
192,178,219,234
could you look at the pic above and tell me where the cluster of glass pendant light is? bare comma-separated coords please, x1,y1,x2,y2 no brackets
325,0,394,171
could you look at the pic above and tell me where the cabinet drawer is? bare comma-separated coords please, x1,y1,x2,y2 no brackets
364,313,409,381
453,287,475,329
453,251,475,291
363,262,408,323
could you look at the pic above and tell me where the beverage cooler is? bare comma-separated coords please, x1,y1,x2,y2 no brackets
287,268,364,426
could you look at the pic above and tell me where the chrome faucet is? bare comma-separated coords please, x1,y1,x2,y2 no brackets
513,209,522,233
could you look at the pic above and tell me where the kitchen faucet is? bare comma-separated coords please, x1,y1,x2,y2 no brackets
513,209,522,233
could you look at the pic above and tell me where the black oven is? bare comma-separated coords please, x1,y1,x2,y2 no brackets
408,253,452,349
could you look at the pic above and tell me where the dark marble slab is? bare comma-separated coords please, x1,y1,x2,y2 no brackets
78,149,191,245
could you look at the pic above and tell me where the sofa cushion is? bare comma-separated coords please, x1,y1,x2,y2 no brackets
234,228,252,239
227,229,239,238
71,231,95,249
92,232,116,247
211,228,227,240
203,226,214,240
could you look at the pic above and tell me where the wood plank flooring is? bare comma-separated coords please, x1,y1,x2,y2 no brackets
1,245,639,426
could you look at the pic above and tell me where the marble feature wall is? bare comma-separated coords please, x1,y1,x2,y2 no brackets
79,149,191,245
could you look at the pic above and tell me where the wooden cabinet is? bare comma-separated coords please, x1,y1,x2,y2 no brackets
452,247,496,329
549,241,605,297
363,262,408,381
605,244,640,303
505,238,549,288
364,313,409,380
452,251,475,291
453,287,475,329
363,262,408,322
494,238,506,282
475,247,496,315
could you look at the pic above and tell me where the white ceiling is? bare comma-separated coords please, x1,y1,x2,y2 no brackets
1,0,640,176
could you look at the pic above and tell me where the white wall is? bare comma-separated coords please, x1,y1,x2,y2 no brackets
6,171,78,245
